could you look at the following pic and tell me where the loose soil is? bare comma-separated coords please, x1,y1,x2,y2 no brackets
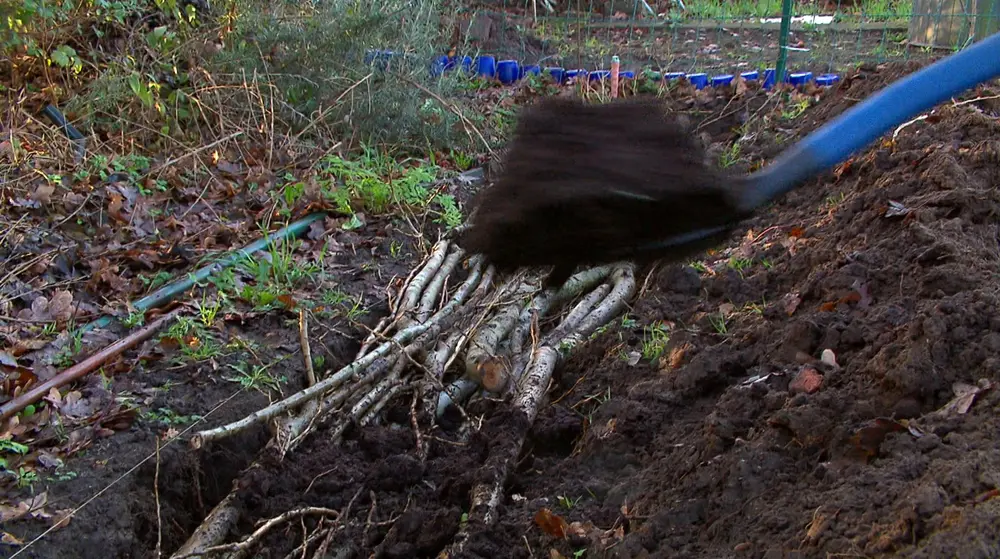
7,60,1000,559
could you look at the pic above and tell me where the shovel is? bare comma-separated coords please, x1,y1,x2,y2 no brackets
459,31,1000,288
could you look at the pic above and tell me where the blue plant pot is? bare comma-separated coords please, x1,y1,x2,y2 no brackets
711,74,734,87
476,56,497,78
461,56,474,73
740,70,759,81
544,67,566,83
365,49,398,70
620,70,635,79
566,69,588,81
815,73,841,86
687,73,708,89
497,60,519,84
763,68,777,89
663,72,685,81
522,65,541,78
430,55,449,77
589,70,612,81
788,72,814,86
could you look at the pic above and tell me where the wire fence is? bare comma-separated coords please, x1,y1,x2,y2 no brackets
447,0,1000,82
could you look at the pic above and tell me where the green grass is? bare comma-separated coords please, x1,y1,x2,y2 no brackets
683,0,786,20
641,321,671,361
680,0,908,21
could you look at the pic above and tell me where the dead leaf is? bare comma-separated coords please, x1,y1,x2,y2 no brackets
667,343,691,370
11,338,48,356
48,290,74,322
57,390,95,419
27,295,50,320
107,192,126,222
789,226,806,238
718,302,735,316
0,492,48,522
31,183,56,205
549,550,566,559
307,220,328,240
734,77,748,96
216,159,243,177
819,301,838,312
782,292,802,316
849,418,907,461
832,159,853,181
934,381,990,417
276,294,297,310
839,291,862,305
0,368,29,394
534,507,569,539
50,508,74,530
1,531,24,546
0,351,17,367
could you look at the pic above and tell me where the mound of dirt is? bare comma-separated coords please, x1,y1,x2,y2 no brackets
484,64,1000,558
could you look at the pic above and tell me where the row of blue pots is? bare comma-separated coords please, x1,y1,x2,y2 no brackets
366,49,841,90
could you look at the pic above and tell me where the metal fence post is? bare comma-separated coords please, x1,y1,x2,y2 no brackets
775,0,795,86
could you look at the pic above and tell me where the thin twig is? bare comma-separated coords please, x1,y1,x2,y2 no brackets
410,386,426,461
0,306,184,421
152,131,243,174
299,309,317,387
154,437,163,559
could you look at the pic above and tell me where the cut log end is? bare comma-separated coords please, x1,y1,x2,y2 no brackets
479,357,511,393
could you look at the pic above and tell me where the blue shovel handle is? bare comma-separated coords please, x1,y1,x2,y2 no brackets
739,30,1000,211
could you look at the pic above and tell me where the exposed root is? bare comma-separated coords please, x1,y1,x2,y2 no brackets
440,264,637,558
416,246,465,323
189,256,487,451
401,239,451,318
442,345,562,559
172,507,340,559
175,253,640,558
464,277,538,392
169,492,241,558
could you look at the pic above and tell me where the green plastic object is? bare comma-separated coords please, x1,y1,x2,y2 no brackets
81,212,327,333
775,0,795,87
